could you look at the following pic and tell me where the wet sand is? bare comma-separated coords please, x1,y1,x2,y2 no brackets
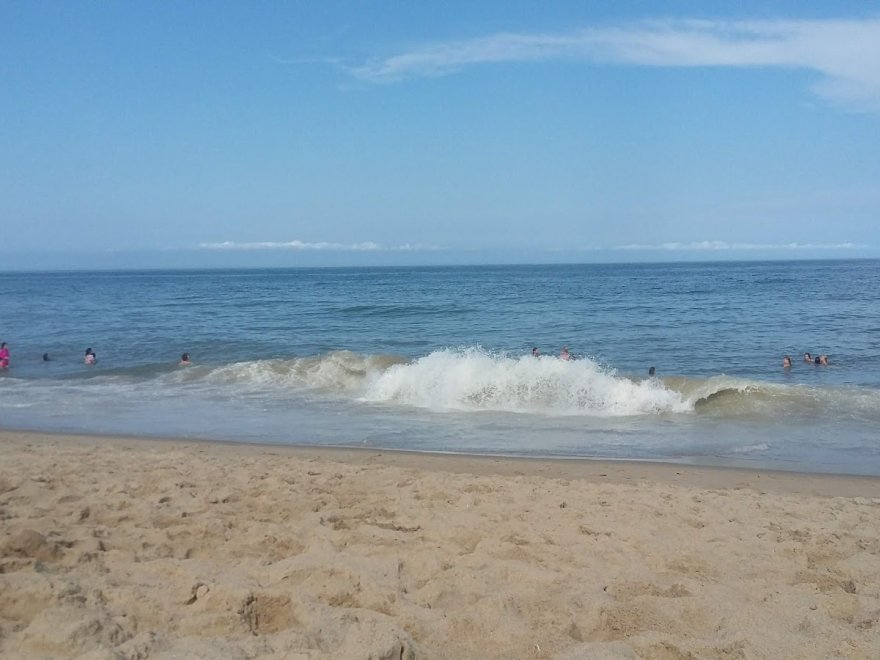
1,429,879,658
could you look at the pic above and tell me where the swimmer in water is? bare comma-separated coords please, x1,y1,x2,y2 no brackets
179,352,191,365
783,356,792,369
84,348,96,365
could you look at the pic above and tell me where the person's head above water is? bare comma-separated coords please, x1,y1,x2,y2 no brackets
648,366,656,376
783,356,792,368
803,352,812,362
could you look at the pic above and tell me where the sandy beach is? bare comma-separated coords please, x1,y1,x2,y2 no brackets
1,430,879,659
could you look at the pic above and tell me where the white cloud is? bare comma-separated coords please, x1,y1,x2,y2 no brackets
614,241,866,251
197,240,439,251
349,18,880,111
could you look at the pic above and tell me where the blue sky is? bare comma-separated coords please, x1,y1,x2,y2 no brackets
2,1,879,269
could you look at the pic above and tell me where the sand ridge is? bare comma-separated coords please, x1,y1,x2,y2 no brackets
1,430,879,659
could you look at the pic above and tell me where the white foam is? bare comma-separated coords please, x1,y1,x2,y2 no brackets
360,347,689,416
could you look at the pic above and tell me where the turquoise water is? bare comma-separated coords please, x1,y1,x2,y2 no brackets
1,260,878,474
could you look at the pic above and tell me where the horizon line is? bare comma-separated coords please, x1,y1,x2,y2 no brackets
1,254,877,275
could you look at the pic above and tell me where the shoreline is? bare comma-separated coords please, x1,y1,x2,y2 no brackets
4,428,880,497
2,429,879,658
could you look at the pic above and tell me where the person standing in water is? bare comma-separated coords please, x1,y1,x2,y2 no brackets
783,356,792,369
179,353,191,365
0,342,9,369
560,346,571,361
84,348,96,365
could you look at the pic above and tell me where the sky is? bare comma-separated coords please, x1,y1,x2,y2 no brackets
2,1,880,269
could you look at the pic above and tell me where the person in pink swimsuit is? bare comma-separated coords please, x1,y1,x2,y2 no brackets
0,342,9,369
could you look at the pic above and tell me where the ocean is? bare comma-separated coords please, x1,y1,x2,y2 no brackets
1,260,878,475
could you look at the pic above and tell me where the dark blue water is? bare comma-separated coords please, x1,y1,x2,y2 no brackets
1,260,879,474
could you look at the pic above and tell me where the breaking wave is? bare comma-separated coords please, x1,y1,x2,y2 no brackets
359,348,686,416
141,348,880,421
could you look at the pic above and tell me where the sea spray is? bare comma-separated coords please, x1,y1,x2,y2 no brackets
360,347,689,416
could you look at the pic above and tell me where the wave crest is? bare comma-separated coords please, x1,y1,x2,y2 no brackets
153,348,880,421
360,348,689,416
197,351,406,392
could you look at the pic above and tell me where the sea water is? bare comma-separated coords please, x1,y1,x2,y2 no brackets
1,260,878,475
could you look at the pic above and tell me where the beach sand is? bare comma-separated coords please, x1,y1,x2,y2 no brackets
1,430,879,659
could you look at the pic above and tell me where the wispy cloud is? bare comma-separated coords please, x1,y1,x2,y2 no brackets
614,240,867,251
198,240,439,251
349,18,880,110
